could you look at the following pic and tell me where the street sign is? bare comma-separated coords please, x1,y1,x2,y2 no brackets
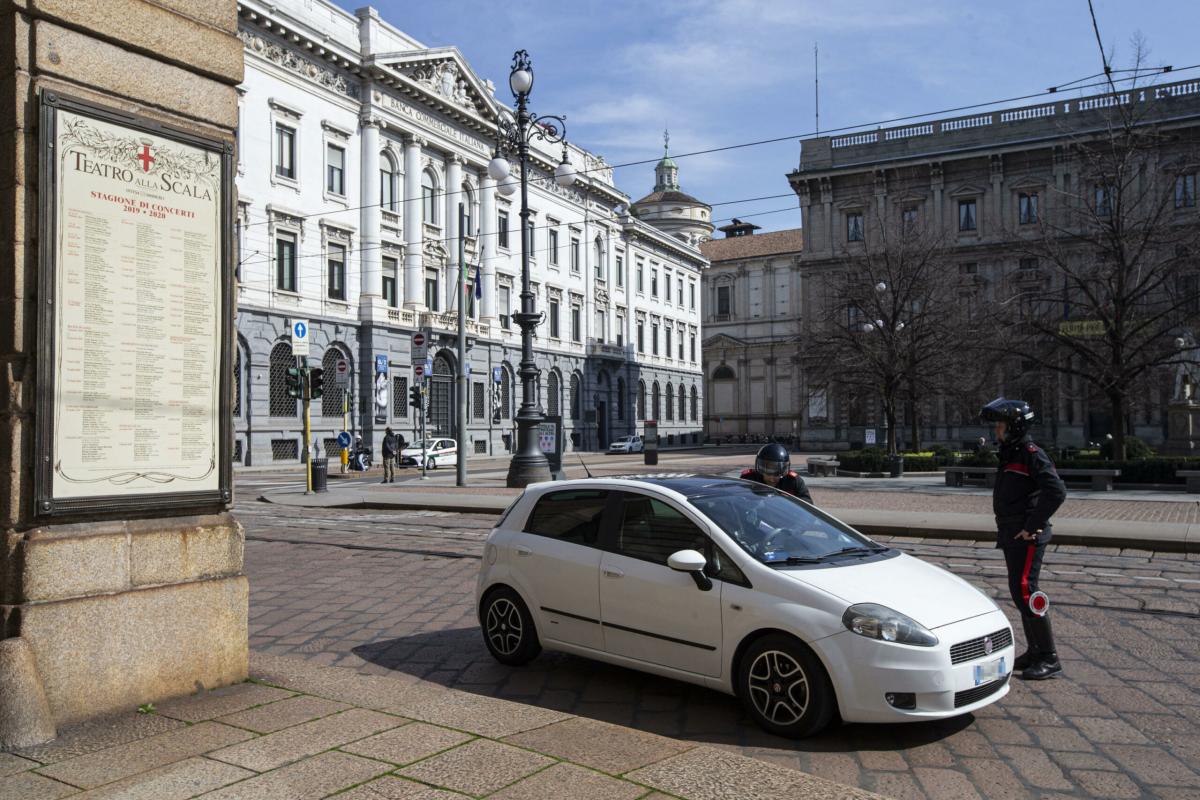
492,366,502,383
411,329,429,362
375,354,388,374
337,431,352,448
414,364,425,378
412,332,425,347
865,429,877,445
463,359,471,377
291,319,309,356
425,354,433,374
334,358,349,386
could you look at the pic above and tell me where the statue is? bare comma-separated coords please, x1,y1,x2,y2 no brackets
1173,335,1200,402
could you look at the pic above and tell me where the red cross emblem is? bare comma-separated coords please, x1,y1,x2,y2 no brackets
136,144,155,172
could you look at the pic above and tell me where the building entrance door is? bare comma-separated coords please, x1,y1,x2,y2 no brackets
597,401,609,449
430,353,455,439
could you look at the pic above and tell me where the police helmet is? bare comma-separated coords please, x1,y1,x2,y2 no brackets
755,442,791,477
979,397,1034,443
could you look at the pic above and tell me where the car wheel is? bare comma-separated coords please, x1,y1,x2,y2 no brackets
738,633,835,738
427,457,437,470
480,587,541,666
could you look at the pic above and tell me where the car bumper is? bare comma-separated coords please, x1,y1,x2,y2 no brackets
814,609,1014,723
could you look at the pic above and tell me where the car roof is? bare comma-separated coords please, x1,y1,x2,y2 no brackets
528,473,757,500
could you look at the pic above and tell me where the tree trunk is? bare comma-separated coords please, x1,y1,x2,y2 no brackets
1108,390,1127,460
908,387,921,452
884,399,898,455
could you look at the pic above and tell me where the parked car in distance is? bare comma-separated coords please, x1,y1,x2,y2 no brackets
476,475,1014,738
400,438,457,469
608,435,644,454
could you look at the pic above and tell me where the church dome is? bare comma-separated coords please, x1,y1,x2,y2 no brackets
629,129,713,245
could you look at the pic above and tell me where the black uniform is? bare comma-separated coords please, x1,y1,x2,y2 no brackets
994,436,1066,619
740,469,813,504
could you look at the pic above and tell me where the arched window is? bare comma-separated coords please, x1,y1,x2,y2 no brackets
461,182,475,234
690,386,698,421
679,386,687,421
268,342,297,418
651,381,661,421
570,373,581,420
593,236,604,280
380,152,398,212
421,171,438,225
233,345,243,418
637,380,646,420
321,347,348,417
501,364,513,420
617,377,626,421
665,383,674,421
713,365,736,381
547,370,560,417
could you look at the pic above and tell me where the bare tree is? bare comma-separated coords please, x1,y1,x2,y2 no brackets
809,204,988,454
999,64,1200,459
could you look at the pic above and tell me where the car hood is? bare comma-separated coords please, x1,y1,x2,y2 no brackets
400,448,433,456
778,552,998,629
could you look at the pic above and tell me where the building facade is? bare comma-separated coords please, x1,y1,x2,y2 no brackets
233,0,707,465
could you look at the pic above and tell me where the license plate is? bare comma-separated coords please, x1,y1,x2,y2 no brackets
973,657,1007,686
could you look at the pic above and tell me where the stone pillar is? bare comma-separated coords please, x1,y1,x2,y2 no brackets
480,174,497,321
402,134,423,308
359,117,382,300
444,155,462,312
0,0,247,738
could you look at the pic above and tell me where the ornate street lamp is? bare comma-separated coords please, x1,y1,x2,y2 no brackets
491,50,576,487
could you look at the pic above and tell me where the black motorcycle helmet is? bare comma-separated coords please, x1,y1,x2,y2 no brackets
754,442,791,477
979,397,1034,443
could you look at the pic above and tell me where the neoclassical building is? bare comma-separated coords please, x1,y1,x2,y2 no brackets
233,0,707,465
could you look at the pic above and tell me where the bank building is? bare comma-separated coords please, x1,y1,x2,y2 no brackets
232,0,710,465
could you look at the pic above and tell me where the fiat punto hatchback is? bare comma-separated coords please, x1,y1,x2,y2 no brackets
476,475,1013,738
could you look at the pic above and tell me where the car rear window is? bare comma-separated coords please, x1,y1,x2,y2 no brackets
524,489,609,545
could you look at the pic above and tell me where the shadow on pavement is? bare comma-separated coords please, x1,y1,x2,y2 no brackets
352,627,974,754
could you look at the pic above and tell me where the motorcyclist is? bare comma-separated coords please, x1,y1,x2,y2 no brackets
740,442,813,504
980,397,1067,681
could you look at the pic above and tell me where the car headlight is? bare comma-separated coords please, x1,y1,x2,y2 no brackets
841,603,938,647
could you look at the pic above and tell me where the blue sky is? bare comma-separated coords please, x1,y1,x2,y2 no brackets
338,0,1199,232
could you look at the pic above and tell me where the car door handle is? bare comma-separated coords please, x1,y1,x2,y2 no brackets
603,568,624,578
515,546,532,556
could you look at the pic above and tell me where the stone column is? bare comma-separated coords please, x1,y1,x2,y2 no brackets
359,116,382,300
402,134,424,308
444,155,463,312
479,174,497,321
0,0,247,741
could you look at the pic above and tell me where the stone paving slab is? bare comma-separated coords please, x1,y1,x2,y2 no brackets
335,776,472,799
154,683,297,724
0,772,76,800
206,708,406,773
0,754,39,779
395,739,556,797
200,750,393,799
216,695,352,734
340,722,470,767
488,762,648,799
11,710,186,765
66,757,252,800
503,716,695,774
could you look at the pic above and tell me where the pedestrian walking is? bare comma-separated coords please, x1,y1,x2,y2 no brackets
740,443,813,504
979,398,1067,680
381,427,398,484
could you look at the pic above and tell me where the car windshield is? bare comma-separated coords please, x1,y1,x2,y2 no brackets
406,440,435,450
689,484,885,565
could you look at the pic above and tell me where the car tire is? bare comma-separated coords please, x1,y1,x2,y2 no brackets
738,633,835,738
480,587,541,666
427,457,437,470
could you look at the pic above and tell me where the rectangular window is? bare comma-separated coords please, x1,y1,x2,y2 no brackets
526,220,536,258
549,227,559,265
549,299,560,338
689,282,696,310
424,272,439,312
678,333,685,361
382,255,398,307
664,327,672,358
651,268,659,297
380,168,396,211
327,243,346,300
664,271,672,303
499,285,511,330
594,310,606,343
847,212,864,241
422,182,436,225
1176,174,1196,208
326,143,344,195
690,334,696,362
616,255,624,287
637,321,645,353
717,285,732,317
958,199,977,231
901,206,918,231
1019,192,1038,224
651,323,659,355
393,376,408,418
570,238,580,273
473,382,485,419
1095,186,1112,217
275,233,296,292
526,489,610,544
274,124,295,179
616,313,625,347
1019,257,1038,271
636,259,645,292
571,306,581,342
498,211,510,248
958,262,977,275
616,495,707,565
677,278,684,306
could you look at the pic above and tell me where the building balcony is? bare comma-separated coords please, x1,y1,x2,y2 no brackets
587,338,634,360
420,311,492,339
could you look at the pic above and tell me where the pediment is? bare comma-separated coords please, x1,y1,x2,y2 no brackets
1009,175,1047,191
377,48,497,121
949,183,985,197
703,333,746,349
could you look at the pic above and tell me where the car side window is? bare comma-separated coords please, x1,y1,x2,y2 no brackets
524,490,609,545
615,494,707,565
707,543,749,586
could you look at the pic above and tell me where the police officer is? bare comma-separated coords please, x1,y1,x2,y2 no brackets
741,442,813,504
979,398,1067,680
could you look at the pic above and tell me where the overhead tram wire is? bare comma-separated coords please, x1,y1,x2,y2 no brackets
236,64,1195,232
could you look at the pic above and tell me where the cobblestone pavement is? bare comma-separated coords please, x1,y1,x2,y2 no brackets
238,496,1200,800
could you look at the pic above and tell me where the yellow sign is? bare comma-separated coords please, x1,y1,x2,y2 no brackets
1058,320,1105,338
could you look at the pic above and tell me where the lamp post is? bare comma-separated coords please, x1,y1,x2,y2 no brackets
490,50,576,487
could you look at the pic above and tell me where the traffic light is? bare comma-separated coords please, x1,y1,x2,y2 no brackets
309,367,325,399
285,367,303,398
409,384,422,410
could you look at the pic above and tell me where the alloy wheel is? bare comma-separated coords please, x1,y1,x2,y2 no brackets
747,649,810,725
485,597,524,656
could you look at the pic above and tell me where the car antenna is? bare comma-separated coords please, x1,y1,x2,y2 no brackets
576,452,594,479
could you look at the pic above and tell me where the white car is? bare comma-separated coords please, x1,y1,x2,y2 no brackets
608,435,644,454
400,438,457,469
476,475,1013,738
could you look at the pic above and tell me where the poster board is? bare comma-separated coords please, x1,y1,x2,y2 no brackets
35,93,233,516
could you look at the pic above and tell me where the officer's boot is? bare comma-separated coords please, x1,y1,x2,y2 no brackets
1021,616,1062,680
1013,616,1040,671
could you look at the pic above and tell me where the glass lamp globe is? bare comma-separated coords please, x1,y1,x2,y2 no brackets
553,159,574,188
497,175,518,197
509,68,533,96
875,282,888,293
487,156,510,181
861,323,875,333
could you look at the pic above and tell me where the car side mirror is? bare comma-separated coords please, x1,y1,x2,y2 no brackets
668,549,712,591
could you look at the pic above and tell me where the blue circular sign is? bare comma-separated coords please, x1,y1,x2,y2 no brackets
337,431,352,448
293,321,307,338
